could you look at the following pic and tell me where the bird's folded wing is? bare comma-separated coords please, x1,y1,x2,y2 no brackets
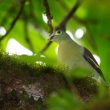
83,47,105,81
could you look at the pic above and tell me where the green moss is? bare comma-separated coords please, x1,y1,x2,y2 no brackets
0,52,106,110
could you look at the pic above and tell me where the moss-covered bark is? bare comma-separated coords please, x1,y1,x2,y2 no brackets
0,52,108,110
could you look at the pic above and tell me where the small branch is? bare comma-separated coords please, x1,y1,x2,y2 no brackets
39,0,53,54
56,0,97,25
0,0,26,41
56,0,80,31
39,0,80,54
56,0,98,52
43,0,53,34
38,41,52,54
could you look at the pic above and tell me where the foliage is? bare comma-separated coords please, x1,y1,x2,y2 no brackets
0,0,110,110
48,90,83,110
0,0,110,81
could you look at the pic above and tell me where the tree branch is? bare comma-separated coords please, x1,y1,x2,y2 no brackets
39,0,53,54
43,0,53,34
38,41,52,54
0,0,26,41
55,0,80,31
56,0,97,25
39,0,80,54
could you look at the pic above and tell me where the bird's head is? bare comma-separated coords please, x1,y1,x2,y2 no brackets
50,30,70,43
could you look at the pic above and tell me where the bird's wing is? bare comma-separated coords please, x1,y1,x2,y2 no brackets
83,47,105,81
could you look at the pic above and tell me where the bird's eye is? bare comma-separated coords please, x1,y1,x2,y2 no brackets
56,30,62,35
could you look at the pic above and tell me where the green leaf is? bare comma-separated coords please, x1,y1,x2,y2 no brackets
48,90,82,110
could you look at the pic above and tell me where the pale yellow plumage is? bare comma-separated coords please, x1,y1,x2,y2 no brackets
58,39,88,69
50,30,106,82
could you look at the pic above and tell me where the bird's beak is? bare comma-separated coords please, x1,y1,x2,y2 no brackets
49,32,55,41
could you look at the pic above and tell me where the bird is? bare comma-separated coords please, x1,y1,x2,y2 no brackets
50,29,106,82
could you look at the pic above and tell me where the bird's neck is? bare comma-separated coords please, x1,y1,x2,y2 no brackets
58,39,83,57
60,38,81,49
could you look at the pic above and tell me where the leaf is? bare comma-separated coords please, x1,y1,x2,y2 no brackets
48,90,82,110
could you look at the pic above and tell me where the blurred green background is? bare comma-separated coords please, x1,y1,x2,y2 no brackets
0,0,110,83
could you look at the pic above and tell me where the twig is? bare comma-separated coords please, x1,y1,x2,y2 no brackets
56,0,98,51
29,0,52,54
56,0,97,25
43,0,53,34
55,0,80,31
39,0,80,54
0,0,26,41
38,41,52,54
39,0,53,54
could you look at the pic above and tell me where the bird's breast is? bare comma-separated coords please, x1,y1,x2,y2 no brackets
58,41,83,68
